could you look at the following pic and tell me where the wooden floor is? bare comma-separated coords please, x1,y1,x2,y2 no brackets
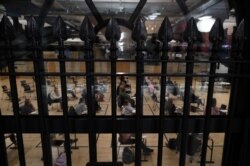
1,76,230,166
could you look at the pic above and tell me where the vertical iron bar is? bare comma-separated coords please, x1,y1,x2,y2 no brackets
179,18,200,166
58,38,72,166
80,16,97,162
238,121,250,165
157,43,168,166
4,25,26,166
33,42,53,166
200,18,224,166
132,17,147,166
135,39,143,166
27,16,53,166
105,17,121,162
0,111,8,166
157,16,173,166
53,16,72,166
110,39,118,162
179,42,194,166
199,44,217,165
85,38,97,162
222,20,245,166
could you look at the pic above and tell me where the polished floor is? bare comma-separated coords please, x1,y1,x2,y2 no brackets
1,74,230,166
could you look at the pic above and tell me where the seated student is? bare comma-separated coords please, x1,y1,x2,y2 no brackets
211,98,220,115
121,100,136,116
49,86,62,103
119,133,153,155
20,98,36,115
94,90,103,112
144,76,151,86
164,98,176,116
67,86,78,99
189,89,204,108
166,77,174,85
74,98,88,115
118,86,131,108
48,86,62,111
148,82,155,95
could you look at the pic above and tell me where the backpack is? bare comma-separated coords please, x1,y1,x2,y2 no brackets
167,138,177,150
117,96,123,108
54,152,66,166
122,147,134,164
68,106,77,116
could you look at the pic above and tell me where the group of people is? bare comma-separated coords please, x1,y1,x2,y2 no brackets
116,76,154,156
117,76,136,115
47,77,106,114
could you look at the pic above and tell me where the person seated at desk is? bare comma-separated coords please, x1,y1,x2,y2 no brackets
119,133,153,155
164,97,177,116
20,99,36,115
94,90,103,112
67,85,78,99
211,98,220,115
121,100,136,116
147,82,155,95
118,86,132,108
166,77,174,85
190,90,204,108
49,86,62,103
73,98,88,115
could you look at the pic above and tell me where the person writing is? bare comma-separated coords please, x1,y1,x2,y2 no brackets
20,98,36,115
121,100,136,116
211,98,220,115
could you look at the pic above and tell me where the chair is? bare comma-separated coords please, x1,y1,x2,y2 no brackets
117,135,135,159
176,133,202,163
1,86,12,111
1,85,10,100
117,134,147,160
51,139,65,156
20,80,35,99
4,133,17,149
47,93,61,111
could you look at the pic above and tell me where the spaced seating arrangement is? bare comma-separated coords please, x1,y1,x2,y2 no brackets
20,80,35,99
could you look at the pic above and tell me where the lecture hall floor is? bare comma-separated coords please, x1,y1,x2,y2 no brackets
1,76,229,166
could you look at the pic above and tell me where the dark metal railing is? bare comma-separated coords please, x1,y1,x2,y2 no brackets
0,13,249,166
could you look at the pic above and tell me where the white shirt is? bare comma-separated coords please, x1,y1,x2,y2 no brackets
122,104,136,115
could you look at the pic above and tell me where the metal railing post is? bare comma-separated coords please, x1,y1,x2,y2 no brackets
0,15,26,166
200,18,225,166
179,17,201,166
80,16,97,162
27,16,53,166
132,16,147,166
105,17,121,162
157,16,173,166
53,16,72,166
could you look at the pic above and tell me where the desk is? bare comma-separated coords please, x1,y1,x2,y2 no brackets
220,109,228,115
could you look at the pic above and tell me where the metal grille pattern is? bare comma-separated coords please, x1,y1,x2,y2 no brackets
0,13,249,166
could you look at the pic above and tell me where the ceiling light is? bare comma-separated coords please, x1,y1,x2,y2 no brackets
118,42,124,46
197,16,215,32
66,38,82,42
198,16,212,21
148,15,157,20
152,12,161,16
120,32,125,40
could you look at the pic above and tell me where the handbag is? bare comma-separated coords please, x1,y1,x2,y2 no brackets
54,152,66,166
